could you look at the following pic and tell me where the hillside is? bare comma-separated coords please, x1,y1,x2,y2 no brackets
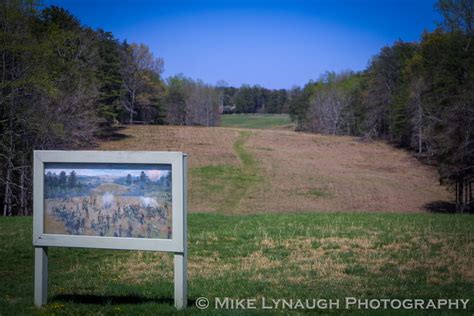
99,124,450,213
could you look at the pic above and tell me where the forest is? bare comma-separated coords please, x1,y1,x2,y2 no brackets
1,0,472,215
286,0,474,212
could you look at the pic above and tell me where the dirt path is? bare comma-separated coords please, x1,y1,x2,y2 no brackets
99,125,450,213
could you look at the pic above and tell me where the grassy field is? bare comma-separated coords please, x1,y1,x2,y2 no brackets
220,114,293,129
1,214,473,315
2,120,470,314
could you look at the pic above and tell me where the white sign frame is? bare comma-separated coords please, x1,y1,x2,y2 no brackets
33,150,187,309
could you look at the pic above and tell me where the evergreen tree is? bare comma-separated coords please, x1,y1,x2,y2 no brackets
68,171,77,188
59,171,67,187
96,30,126,124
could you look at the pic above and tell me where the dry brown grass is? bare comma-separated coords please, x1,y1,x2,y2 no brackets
100,125,240,168
245,128,450,213
80,234,473,290
98,125,451,213
102,251,174,284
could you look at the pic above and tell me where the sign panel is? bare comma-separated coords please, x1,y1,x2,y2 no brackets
43,163,172,239
33,151,186,252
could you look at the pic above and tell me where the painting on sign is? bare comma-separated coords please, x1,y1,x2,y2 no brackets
43,163,172,239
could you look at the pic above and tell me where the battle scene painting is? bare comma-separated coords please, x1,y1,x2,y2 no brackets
43,163,172,239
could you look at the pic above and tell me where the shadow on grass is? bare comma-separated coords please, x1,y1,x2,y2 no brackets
95,125,130,142
424,200,457,213
52,294,196,306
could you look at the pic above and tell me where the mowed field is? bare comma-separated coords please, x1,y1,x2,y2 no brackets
220,113,293,129
2,214,474,315
100,124,450,214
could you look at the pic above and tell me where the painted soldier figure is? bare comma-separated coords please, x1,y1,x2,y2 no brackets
127,224,133,237
147,223,152,238
82,197,89,219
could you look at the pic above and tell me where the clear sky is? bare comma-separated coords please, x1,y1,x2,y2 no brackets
43,0,441,89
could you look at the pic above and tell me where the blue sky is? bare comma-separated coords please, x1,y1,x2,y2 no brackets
43,0,441,89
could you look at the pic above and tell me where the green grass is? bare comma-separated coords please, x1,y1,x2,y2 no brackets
233,131,257,173
1,213,473,315
221,114,293,129
190,131,262,213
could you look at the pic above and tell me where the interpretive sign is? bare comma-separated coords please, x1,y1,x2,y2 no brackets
43,163,172,239
33,151,187,309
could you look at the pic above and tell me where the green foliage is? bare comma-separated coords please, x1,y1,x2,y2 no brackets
0,1,173,216
288,82,317,130
413,29,473,209
436,0,474,34
0,1,101,215
417,30,471,110
363,41,418,139
265,89,288,113
231,85,289,114
96,30,126,123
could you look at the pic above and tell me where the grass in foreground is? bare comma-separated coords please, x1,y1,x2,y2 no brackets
220,114,292,129
1,213,473,315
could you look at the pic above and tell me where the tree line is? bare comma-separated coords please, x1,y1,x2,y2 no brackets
0,1,295,216
287,0,473,212
219,84,289,114
0,1,223,216
1,0,472,215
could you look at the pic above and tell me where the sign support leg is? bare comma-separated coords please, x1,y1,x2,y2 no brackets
174,153,188,309
174,251,187,309
34,246,48,307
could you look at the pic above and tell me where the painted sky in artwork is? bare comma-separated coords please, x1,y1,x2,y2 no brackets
45,163,171,181
45,168,169,181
